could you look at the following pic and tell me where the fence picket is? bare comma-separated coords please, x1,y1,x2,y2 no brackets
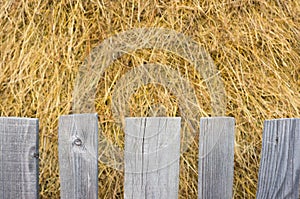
0,117,39,199
256,118,300,198
124,117,181,199
198,117,235,199
58,114,98,199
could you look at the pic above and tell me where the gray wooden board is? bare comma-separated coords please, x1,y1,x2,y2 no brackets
198,117,235,199
58,114,98,199
256,118,300,199
0,117,39,199
124,117,181,199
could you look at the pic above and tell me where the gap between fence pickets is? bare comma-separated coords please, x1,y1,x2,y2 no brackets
0,117,39,199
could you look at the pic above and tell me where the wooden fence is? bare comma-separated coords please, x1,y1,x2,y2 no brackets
0,115,299,198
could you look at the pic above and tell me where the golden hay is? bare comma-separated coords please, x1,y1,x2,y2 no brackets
0,0,299,198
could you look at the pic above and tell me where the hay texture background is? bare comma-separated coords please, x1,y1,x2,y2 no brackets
1,0,299,198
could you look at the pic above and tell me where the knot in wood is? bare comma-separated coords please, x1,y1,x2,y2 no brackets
73,138,82,146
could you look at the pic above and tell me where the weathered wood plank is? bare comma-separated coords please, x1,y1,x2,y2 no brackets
256,118,300,199
58,114,98,199
0,117,39,199
198,117,235,199
124,117,181,199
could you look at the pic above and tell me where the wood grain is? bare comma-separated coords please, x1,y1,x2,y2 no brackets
58,114,98,199
256,118,300,199
198,117,235,199
124,117,181,199
0,117,39,199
